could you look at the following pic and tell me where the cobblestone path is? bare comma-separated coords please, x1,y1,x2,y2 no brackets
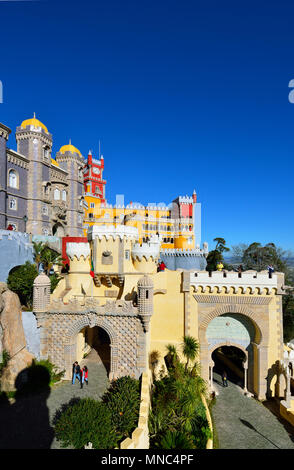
48,350,109,449
211,371,294,449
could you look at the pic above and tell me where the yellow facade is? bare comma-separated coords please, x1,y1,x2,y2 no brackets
83,196,195,250
51,226,285,401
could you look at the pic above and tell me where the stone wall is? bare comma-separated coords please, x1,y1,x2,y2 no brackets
0,230,34,282
0,283,34,391
22,311,40,360
36,301,147,380
120,370,152,449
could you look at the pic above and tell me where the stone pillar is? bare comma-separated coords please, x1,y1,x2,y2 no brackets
243,359,248,393
200,342,210,386
209,360,215,391
257,345,269,400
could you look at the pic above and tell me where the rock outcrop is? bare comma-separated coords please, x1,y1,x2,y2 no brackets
0,283,34,391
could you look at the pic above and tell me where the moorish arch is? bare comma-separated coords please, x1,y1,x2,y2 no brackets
197,302,270,399
63,314,119,380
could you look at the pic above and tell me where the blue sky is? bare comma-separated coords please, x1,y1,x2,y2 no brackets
0,0,293,252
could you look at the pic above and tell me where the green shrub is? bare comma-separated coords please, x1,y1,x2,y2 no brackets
149,338,210,449
7,261,38,308
157,430,196,449
54,398,118,449
0,350,10,376
102,376,141,438
53,375,141,449
32,359,65,386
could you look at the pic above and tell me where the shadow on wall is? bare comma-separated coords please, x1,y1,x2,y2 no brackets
0,364,54,449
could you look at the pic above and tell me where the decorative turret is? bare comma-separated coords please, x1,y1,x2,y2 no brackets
137,275,154,332
33,271,51,313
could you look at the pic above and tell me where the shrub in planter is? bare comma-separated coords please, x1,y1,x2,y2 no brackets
54,398,118,449
102,376,141,438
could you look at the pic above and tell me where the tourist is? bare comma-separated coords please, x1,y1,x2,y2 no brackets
222,370,228,387
158,261,166,272
267,264,274,276
216,262,224,271
82,366,89,387
72,361,81,385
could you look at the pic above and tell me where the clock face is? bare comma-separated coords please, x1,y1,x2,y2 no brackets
92,167,100,175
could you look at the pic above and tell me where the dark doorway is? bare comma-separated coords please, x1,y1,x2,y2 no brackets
212,346,246,389
84,326,111,375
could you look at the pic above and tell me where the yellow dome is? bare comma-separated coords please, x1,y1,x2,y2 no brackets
21,115,48,133
51,158,59,167
59,142,81,156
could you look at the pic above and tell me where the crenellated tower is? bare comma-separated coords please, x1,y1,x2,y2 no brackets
15,115,53,235
55,142,85,236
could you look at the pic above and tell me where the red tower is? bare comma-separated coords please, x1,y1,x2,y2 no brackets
83,151,106,203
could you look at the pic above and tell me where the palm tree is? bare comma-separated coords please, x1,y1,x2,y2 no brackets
182,336,199,372
32,241,45,272
41,248,64,275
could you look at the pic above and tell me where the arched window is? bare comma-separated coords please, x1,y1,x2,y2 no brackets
62,190,67,201
9,198,17,210
8,170,18,188
54,188,60,200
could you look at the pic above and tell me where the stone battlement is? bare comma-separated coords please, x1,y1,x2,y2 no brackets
161,247,207,256
87,224,139,241
66,242,90,260
131,235,161,261
190,270,284,293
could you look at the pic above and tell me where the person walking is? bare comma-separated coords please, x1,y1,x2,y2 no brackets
222,370,228,387
72,361,81,385
80,366,84,389
82,366,88,387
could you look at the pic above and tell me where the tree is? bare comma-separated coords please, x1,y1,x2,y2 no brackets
40,247,64,276
234,242,293,281
7,261,38,308
206,237,230,271
213,238,230,254
231,241,294,342
32,241,45,272
182,336,199,372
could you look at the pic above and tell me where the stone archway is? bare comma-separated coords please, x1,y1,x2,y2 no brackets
63,315,119,380
210,343,249,393
52,222,65,237
198,304,268,399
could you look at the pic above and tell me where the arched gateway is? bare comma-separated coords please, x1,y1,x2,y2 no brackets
189,270,285,400
34,294,148,381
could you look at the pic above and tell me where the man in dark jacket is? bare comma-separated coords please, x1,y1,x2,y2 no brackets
72,361,81,385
